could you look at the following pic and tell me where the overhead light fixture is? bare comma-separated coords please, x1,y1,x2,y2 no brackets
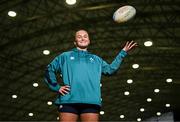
166,78,172,83
140,108,145,112
154,89,160,93
120,115,125,118
12,95,17,99
47,101,52,105
66,0,76,5
33,83,38,87
156,112,161,116
28,113,33,117
165,104,171,107
43,50,50,55
144,41,153,47
124,91,130,96
127,79,133,84
137,118,142,121
132,64,139,69
100,111,105,115
8,11,17,17
147,98,152,102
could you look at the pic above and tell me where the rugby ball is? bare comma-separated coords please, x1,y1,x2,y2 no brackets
113,5,136,23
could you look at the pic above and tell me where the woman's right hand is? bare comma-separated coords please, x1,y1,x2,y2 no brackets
59,85,70,96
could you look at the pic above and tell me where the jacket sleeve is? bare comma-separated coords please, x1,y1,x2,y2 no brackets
44,56,62,92
102,50,127,75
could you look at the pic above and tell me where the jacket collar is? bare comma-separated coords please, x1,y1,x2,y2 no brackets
72,48,88,53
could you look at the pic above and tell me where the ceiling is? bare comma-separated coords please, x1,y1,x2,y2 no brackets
0,0,180,121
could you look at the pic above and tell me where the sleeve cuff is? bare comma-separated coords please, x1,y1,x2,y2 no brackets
120,50,128,58
54,85,61,93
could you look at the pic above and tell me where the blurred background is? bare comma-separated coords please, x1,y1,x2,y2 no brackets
0,0,180,121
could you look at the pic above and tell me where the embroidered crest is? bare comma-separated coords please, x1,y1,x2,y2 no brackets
90,57,94,62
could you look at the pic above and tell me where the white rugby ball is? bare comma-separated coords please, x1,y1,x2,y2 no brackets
113,5,136,23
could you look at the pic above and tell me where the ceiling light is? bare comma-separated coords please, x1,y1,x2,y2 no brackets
140,108,145,112
33,83,38,87
137,118,141,121
100,111,104,115
47,101,52,105
66,0,76,5
120,115,125,118
124,91,130,96
43,50,50,55
132,64,139,69
57,117,59,120
154,89,160,93
147,98,152,102
144,41,153,47
157,112,161,116
127,79,133,84
165,104,171,107
28,113,33,117
12,95,17,99
166,78,172,83
8,11,17,17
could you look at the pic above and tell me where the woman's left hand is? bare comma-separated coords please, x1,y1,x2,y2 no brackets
122,41,138,52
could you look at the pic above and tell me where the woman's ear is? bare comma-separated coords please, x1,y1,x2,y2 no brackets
74,41,76,46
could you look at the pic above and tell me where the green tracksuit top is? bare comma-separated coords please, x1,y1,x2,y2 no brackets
44,48,127,106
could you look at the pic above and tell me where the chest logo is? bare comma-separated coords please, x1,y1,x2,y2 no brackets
70,56,75,60
90,57,94,62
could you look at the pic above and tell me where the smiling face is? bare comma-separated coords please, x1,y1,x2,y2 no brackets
74,30,90,50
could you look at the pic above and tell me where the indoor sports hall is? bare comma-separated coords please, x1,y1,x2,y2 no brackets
0,0,179,121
